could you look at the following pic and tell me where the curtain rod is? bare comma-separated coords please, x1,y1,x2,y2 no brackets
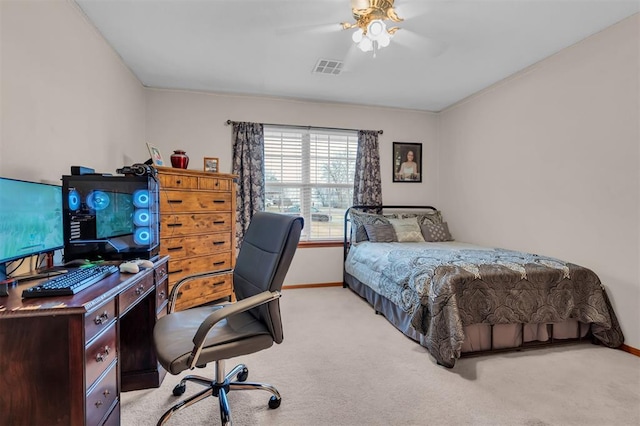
225,119,383,135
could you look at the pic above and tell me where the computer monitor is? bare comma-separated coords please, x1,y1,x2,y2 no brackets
0,177,64,281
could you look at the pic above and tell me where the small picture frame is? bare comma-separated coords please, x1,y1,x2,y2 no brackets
146,143,165,167
393,142,422,183
204,157,219,173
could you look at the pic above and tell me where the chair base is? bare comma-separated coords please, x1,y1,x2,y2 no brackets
157,360,281,426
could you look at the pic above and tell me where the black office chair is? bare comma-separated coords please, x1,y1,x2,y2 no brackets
153,212,303,425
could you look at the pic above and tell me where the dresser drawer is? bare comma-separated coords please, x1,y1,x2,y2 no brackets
119,272,154,315
173,272,233,310
86,361,118,426
168,253,232,282
160,212,232,236
155,261,168,283
160,191,232,212
161,232,232,259
158,174,198,189
199,176,231,191
86,322,117,390
85,298,116,345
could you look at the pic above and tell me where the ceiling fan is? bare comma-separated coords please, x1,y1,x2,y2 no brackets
340,0,404,56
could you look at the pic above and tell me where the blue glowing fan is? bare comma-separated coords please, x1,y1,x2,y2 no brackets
68,189,81,211
134,227,152,245
133,209,150,226
133,189,150,208
86,190,110,211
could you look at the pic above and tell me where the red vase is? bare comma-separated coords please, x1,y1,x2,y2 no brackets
170,150,189,169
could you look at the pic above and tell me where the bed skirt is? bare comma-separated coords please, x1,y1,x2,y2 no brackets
343,272,591,363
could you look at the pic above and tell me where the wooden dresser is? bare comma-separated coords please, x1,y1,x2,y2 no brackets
156,167,237,311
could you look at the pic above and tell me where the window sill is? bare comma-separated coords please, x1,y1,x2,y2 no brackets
297,241,343,248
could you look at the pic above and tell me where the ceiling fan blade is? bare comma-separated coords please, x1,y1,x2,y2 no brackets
392,29,447,57
340,42,370,73
275,21,343,36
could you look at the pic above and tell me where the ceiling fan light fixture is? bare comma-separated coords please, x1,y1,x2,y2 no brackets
367,19,386,40
352,28,364,43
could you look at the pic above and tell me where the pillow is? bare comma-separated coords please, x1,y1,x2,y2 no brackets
399,210,444,226
363,224,397,242
387,217,425,242
350,210,397,243
421,222,453,242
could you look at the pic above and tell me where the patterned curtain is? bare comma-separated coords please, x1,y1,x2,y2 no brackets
353,130,382,206
231,121,265,249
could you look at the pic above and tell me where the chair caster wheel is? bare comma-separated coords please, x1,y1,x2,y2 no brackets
268,395,281,409
237,367,249,382
173,383,186,396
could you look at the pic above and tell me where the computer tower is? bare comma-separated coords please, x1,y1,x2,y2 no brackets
62,174,160,261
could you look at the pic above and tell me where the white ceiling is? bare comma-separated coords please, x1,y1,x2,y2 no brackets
75,0,639,112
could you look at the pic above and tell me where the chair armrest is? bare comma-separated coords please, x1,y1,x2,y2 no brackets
188,290,282,369
168,269,233,313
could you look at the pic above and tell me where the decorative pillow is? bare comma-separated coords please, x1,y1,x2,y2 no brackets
387,217,425,242
421,222,453,242
400,210,444,226
364,224,397,243
350,210,397,243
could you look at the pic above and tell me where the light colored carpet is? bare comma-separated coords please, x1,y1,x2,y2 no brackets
122,286,640,426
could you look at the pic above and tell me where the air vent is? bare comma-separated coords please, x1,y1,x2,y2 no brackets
313,59,344,75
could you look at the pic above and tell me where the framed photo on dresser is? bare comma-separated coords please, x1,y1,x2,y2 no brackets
204,157,219,173
393,142,422,183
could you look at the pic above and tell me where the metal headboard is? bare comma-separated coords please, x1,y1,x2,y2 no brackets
343,205,438,262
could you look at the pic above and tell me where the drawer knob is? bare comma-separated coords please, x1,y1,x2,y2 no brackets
94,311,109,325
103,390,111,398
176,179,182,184
159,290,166,299
135,285,145,295
96,346,111,362
95,400,103,408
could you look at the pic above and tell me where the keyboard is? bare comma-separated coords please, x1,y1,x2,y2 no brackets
22,265,119,298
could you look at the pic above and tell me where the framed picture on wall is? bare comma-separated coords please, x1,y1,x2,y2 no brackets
146,142,165,167
204,157,219,173
393,142,422,182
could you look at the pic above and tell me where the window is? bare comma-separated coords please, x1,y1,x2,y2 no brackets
264,125,357,241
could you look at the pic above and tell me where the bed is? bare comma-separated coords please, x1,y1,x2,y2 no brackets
343,205,624,368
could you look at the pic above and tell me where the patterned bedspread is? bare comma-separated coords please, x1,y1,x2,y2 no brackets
345,241,624,367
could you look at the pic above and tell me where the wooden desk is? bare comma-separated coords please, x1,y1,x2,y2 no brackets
0,256,169,426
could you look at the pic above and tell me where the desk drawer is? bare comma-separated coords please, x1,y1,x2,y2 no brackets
155,261,168,284
86,322,117,389
199,177,231,191
85,298,116,345
160,212,232,236
86,361,118,426
161,232,231,259
119,272,154,315
160,191,232,213
156,277,169,314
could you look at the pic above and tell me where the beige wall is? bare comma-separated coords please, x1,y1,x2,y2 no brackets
144,89,439,285
0,0,146,182
438,15,640,348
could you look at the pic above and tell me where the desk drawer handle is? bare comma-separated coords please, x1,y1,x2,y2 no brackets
213,261,225,266
135,285,146,295
176,179,182,185
159,290,166,299
96,346,111,363
213,241,225,246
167,199,183,204
157,269,166,277
95,400,103,408
167,246,183,251
213,221,225,225
213,200,226,204
103,390,110,398
94,311,109,325
167,223,183,228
